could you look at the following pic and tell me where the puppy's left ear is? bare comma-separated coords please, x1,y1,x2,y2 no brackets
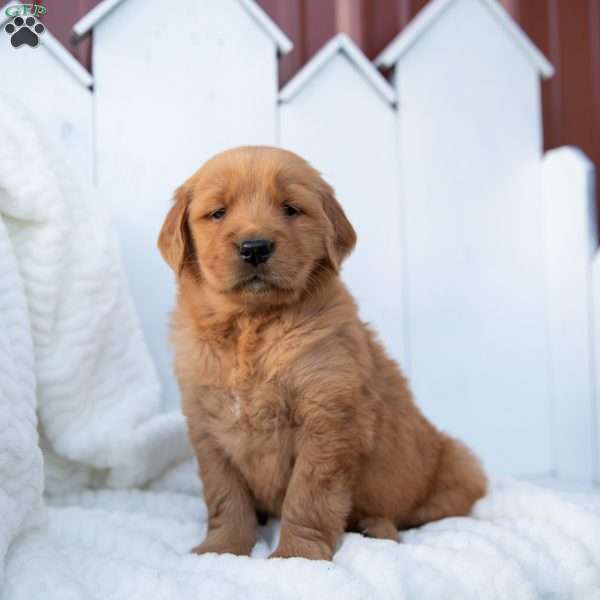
157,185,194,275
321,185,357,271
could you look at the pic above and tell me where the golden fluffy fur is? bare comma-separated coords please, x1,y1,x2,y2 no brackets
158,146,486,561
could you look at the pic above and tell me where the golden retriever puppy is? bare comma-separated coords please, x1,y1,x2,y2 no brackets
158,146,486,561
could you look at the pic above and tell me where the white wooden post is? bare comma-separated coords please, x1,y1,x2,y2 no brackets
593,251,600,484
279,34,408,368
81,0,291,407
376,0,556,477
0,4,93,183
543,147,597,482
592,250,600,484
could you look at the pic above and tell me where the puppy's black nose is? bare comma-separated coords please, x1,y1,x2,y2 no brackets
239,239,275,266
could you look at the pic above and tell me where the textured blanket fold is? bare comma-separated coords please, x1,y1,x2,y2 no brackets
6,469,600,600
0,98,190,592
1,98,599,600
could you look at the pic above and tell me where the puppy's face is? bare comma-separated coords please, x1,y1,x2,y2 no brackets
158,147,356,306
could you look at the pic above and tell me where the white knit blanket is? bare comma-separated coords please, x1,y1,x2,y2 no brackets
1,100,599,600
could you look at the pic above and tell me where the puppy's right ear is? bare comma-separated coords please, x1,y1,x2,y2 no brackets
158,185,193,274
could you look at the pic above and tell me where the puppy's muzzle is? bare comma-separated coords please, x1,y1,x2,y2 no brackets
239,239,275,266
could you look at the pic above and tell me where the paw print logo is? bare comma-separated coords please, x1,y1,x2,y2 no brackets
5,15,45,48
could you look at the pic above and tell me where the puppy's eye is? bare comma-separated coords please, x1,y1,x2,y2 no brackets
209,208,226,221
283,203,301,218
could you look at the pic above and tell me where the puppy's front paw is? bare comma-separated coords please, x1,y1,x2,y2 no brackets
269,538,332,561
191,533,254,557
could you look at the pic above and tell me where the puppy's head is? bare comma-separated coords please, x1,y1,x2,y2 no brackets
158,146,356,306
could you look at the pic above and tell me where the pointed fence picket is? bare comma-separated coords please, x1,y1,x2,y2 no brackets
376,0,555,477
88,0,289,406
0,3,93,183
279,34,408,369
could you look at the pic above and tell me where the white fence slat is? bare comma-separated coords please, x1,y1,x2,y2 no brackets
0,36,92,184
92,0,281,407
543,147,597,481
593,252,600,483
390,0,553,477
279,41,408,369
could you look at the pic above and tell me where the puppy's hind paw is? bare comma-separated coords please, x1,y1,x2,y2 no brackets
358,517,399,541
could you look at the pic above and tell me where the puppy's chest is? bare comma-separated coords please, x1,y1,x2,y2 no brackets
197,325,299,432
185,328,309,513
202,379,295,435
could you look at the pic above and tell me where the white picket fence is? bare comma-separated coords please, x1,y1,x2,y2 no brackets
1,0,598,484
